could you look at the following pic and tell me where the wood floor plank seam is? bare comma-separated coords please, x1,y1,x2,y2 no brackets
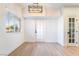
9,42,79,56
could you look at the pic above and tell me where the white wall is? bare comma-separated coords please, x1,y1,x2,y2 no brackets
57,7,64,46
24,17,58,42
57,16,64,46
45,18,58,42
0,4,24,55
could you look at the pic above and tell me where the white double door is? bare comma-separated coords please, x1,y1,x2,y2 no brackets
35,19,47,42
25,19,47,42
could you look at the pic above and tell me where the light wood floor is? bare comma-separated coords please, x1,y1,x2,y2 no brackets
9,42,79,56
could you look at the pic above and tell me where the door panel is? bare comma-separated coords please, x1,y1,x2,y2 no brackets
65,17,79,46
36,20,46,42
25,19,36,42
68,18,76,46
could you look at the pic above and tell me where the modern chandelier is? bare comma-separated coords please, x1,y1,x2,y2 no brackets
28,3,43,13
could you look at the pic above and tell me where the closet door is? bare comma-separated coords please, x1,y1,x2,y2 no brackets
25,19,36,42
36,20,47,42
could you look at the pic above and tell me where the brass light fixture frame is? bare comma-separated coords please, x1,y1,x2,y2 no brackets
28,3,43,13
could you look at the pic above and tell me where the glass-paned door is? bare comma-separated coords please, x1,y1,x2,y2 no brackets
67,18,78,46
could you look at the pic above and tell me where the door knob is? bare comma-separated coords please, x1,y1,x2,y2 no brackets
67,32,70,34
35,30,37,33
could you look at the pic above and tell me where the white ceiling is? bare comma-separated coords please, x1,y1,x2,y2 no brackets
19,3,79,8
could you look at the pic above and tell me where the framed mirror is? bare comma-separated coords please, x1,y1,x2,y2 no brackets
5,11,21,33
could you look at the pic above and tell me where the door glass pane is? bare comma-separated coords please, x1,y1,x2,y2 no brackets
72,39,75,43
72,29,74,32
72,34,74,38
72,18,75,22
72,23,74,27
68,18,75,43
69,23,71,27
69,39,71,43
69,34,71,37
69,18,71,22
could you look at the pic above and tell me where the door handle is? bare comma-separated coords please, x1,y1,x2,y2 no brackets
35,30,37,33
67,32,70,34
